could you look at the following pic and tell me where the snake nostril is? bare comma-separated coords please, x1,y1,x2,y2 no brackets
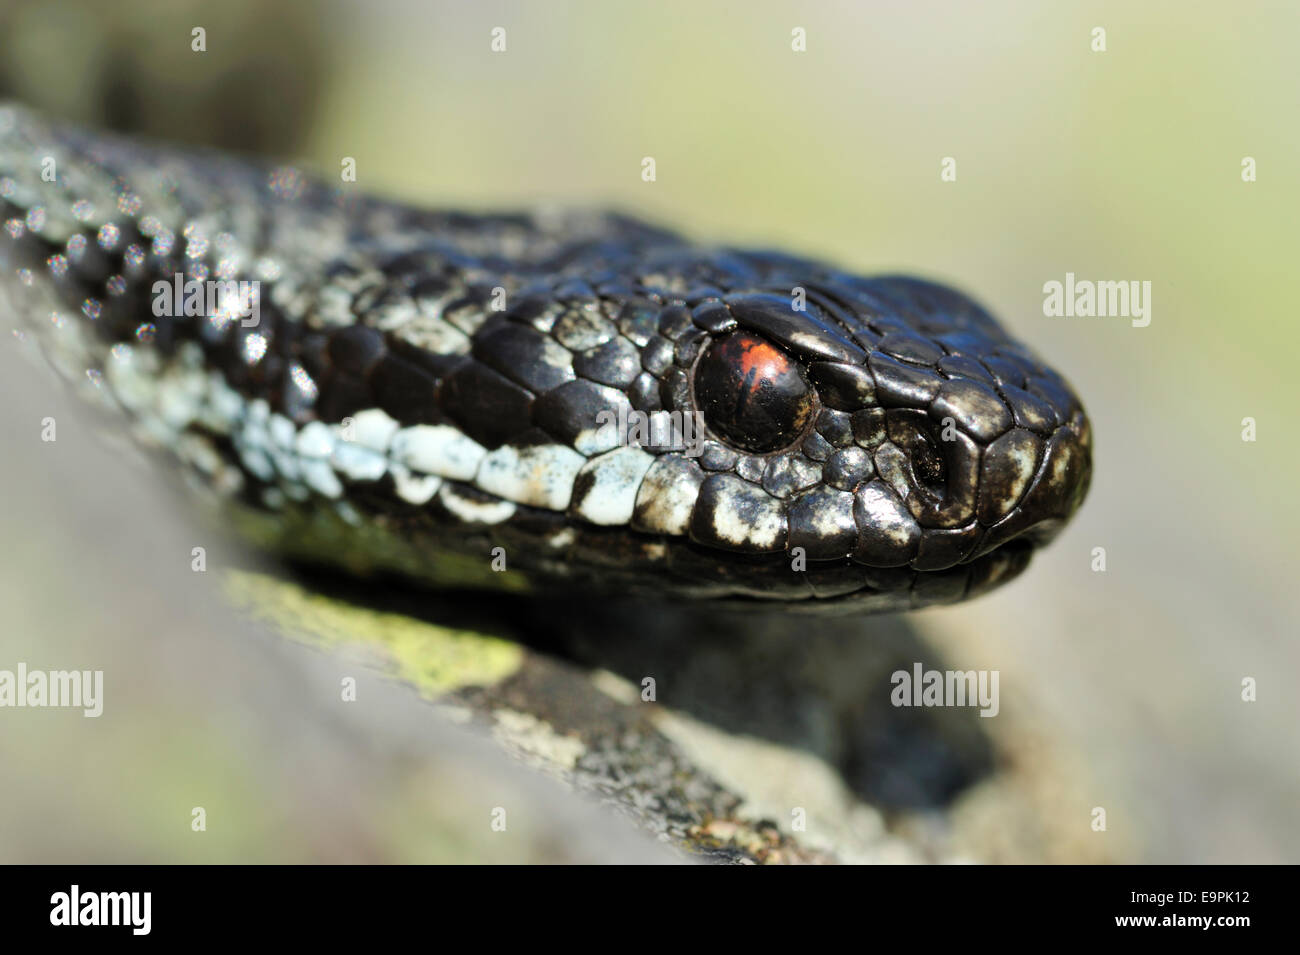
910,431,948,497
885,414,949,500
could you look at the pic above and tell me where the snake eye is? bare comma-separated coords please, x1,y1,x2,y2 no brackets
693,332,815,453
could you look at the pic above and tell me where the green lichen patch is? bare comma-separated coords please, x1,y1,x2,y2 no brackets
223,569,523,697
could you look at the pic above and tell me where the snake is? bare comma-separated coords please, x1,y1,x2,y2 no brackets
0,104,1091,614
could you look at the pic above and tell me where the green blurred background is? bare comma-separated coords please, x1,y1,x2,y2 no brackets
1,0,1296,862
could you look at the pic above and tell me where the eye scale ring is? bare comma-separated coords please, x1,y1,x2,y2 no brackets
692,332,815,454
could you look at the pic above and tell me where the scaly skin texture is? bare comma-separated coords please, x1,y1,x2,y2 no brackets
0,105,1091,613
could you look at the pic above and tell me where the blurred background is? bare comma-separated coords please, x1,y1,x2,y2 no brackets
0,0,1296,863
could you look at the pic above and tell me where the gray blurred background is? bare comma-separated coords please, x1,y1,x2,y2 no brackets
0,0,1296,863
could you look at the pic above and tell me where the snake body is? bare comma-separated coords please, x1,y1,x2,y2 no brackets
0,106,1091,613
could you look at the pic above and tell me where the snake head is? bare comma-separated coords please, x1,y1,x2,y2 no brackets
656,268,1092,607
